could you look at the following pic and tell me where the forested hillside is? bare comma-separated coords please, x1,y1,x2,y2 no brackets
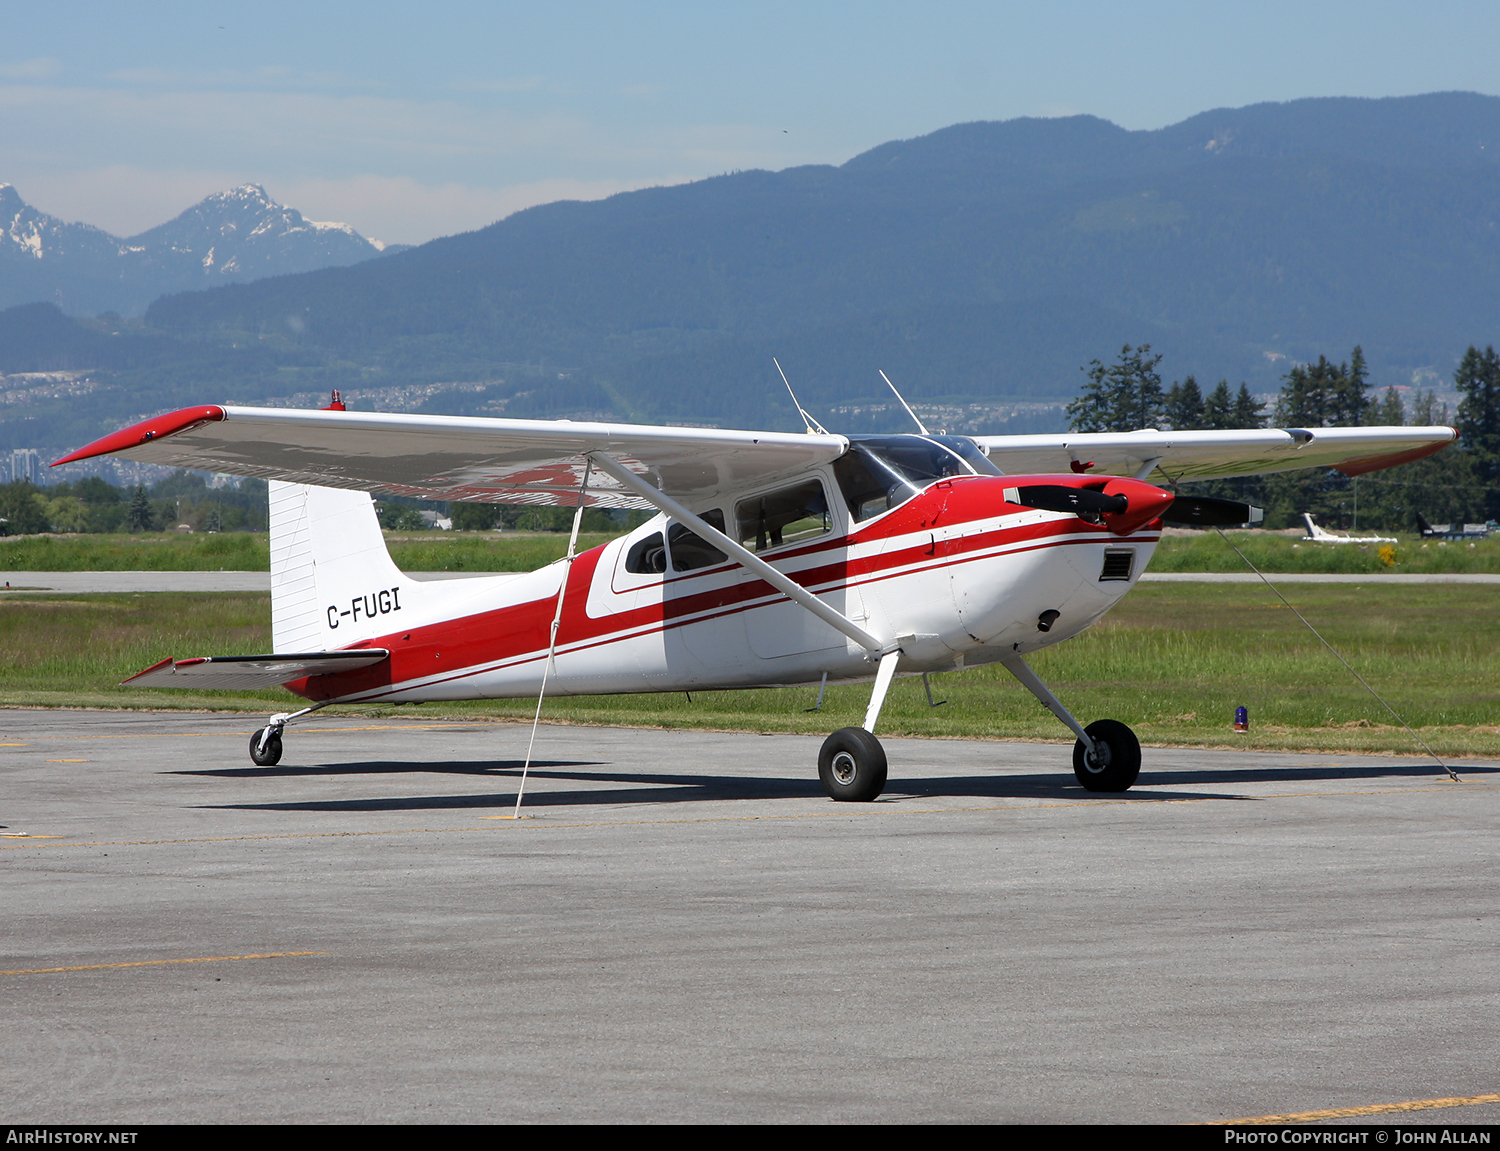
5,92,1500,453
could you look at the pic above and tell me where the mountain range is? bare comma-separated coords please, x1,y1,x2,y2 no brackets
5,92,1500,457
0,183,402,315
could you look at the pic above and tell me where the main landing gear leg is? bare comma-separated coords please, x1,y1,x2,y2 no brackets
249,701,329,767
999,653,1140,793
819,649,900,802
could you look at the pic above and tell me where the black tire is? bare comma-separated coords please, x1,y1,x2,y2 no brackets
1072,719,1140,792
249,728,283,767
818,727,888,802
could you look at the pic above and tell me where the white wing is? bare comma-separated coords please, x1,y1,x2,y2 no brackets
55,405,848,508
974,426,1457,481
57,405,1457,507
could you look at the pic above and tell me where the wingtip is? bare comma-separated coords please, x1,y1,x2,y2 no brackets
53,405,226,467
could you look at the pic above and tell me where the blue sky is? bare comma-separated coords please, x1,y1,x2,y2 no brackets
4,1,1497,244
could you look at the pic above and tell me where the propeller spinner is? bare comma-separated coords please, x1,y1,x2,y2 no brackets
1006,480,1261,534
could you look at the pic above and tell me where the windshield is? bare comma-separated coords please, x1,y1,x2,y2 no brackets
833,434,1001,523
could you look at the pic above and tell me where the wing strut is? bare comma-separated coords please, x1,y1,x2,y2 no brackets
515,458,595,816
585,451,893,657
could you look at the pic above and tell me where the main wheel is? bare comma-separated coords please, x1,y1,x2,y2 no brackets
1072,719,1140,792
249,728,283,767
818,727,888,802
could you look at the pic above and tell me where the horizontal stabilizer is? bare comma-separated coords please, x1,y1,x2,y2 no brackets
123,650,389,691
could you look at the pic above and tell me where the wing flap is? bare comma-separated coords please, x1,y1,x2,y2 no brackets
123,650,390,691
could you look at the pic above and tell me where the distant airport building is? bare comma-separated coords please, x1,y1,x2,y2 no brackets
8,448,42,485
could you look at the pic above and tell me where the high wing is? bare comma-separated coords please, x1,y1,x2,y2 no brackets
56,404,1457,507
973,426,1456,482
55,405,849,508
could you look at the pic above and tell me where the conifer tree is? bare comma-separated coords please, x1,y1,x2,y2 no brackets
1067,344,1165,433
125,485,155,532
1164,375,1205,429
1273,348,1366,427
1453,344,1500,518
1374,387,1405,426
1202,381,1234,429
1232,384,1265,428
1329,345,1371,426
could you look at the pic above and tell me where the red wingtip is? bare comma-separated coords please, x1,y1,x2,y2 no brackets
53,406,226,466
121,656,176,685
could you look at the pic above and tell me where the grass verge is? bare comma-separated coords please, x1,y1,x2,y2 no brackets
6,528,1500,575
3,584,1496,758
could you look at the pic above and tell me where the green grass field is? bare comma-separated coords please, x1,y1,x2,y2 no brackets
3,583,1495,759
0,531,626,572
5,526,1500,574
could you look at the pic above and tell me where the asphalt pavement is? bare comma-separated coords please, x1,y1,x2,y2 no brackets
3,709,1498,1124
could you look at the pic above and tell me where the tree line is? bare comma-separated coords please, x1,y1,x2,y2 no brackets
0,468,642,537
0,472,269,536
1067,343,1500,531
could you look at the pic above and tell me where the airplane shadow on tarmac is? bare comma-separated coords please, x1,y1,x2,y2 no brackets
174,759,602,779
196,754,1495,814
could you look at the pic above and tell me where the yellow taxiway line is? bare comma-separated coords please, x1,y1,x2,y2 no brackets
1,951,327,976
1218,1092,1500,1124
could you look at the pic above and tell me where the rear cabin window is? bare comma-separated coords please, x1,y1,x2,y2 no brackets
735,480,831,553
625,532,667,574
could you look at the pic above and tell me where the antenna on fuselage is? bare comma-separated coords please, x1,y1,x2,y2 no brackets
774,358,828,435
879,370,929,435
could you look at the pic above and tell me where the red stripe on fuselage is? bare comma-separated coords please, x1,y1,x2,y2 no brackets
289,475,1154,702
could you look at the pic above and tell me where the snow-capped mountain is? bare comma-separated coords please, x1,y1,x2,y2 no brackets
1,183,120,268
0,183,401,315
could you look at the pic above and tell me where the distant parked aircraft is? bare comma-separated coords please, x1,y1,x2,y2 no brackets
1301,514,1396,544
1415,513,1494,541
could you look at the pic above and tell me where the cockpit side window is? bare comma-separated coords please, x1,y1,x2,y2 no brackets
833,449,907,523
734,480,831,553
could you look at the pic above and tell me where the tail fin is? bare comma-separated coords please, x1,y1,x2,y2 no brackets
269,481,417,651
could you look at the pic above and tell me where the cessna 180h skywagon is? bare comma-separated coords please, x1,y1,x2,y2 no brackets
54,397,1454,802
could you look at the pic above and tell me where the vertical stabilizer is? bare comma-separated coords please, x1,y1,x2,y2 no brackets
269,481,416,652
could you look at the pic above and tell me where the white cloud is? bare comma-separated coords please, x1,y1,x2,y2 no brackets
0,58,61,80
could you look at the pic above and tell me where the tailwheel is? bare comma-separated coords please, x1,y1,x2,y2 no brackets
1072,719,1140,792
818,727,887,802
249,727,283,767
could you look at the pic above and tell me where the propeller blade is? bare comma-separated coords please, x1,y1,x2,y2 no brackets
1013,485,1129,516
1162,495,1264,527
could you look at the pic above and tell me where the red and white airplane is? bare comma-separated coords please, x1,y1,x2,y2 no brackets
55,398,1454,801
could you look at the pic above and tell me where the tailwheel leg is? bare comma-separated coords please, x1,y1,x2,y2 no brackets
999,653,1141,793
247,702,329,768
818,649,899,802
